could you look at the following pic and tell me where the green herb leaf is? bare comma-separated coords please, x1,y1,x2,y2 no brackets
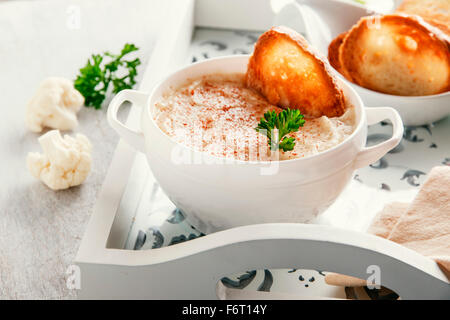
255,108,305,152
74,43,141,109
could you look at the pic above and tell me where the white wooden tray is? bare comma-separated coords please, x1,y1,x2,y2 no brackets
75,0,450,299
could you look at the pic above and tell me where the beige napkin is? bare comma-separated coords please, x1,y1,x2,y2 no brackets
325,166,450,287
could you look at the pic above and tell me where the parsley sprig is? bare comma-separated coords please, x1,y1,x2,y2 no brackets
74,43,141,109
255,108,305,152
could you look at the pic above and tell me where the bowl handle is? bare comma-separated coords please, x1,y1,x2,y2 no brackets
353,107,403,169
107,89,147,153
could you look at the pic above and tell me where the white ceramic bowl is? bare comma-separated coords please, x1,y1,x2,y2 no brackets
340,80,450,126
107,55,403,234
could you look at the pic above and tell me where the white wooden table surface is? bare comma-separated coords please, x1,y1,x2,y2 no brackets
0,0,167,299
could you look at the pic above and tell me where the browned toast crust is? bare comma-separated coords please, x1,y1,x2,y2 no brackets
328,32,347,74
246,26,346,118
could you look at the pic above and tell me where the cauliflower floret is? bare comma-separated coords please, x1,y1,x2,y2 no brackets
25,77,84,132
27,130,92,190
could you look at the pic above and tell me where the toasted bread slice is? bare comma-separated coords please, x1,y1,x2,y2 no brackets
339,14,450,96
397,0,449,35
328,32,347,74
246,26,345,118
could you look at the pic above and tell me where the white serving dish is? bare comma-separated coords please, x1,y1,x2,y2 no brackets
107,55,403,234
347,85,450,126
76,0,449,300
274,0,450,126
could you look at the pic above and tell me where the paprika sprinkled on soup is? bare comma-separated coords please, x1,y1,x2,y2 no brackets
153,74,355,161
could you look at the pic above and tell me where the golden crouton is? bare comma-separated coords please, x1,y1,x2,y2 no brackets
338,14,450,96
246,26,346,118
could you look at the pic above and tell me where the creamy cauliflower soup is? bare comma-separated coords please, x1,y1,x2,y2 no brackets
153,74,355,161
